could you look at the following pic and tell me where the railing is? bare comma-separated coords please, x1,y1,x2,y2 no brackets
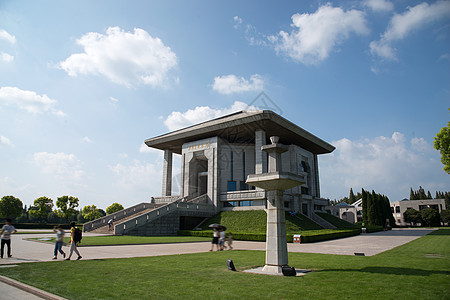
219,190,266,202
114,198,215,235
151,195,182,204
186,194,210,204
82,202,156,232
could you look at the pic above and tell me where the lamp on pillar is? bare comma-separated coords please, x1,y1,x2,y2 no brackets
246,136,305,275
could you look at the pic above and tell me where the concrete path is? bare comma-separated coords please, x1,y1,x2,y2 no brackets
0,228,436,299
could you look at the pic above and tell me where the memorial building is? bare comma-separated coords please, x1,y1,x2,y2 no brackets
145,110,335,218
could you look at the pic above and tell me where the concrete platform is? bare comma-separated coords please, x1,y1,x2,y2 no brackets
243,267,311,277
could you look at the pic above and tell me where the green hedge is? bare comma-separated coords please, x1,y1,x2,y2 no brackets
363,225,385,233
0,223,80,230
178,228,361,243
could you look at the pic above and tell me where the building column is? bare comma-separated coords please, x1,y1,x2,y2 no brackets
162,149,173,196
255,130,267,174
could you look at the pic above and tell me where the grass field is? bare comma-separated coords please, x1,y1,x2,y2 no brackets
1,229,448,299
28,235,211,246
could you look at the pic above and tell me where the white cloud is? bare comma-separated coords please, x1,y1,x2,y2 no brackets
212,74,264,94
59,26,177,88
320,132,449,201
0,29,16,44
233,16,243,29
34,152,84,180
109,160,160,188
271,4,369,64
370,1,450,60
82,136,93,143
164,101,258,131
0,86,65,116
0,134,12,146
363,0,394,12
0,52,14,63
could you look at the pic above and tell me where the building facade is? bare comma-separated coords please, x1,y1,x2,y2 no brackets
390,199,447,226
145,110,335,218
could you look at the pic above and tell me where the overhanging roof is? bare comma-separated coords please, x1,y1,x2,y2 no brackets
144,110,335,155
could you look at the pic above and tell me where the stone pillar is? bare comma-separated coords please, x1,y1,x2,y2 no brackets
162,149,173,196
263,189,288,273
255,130,267,174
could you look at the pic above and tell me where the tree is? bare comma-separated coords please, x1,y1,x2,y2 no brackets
82,205,102,222
29,196,53,223
441,210,450,225
404,208,421,226
348,188,356,204
361,189,368,225
433,111,450,174
56,195,79,222
0,195,23,219
106,203,124,215
420,208,440,227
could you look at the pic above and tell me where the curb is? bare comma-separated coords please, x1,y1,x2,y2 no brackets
0,275,67,300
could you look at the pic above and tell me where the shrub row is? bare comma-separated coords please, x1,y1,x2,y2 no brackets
178,228,361,243
0,223,80,230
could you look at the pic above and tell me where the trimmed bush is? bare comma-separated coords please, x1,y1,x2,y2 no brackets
178,228,361,243
0,223,79,230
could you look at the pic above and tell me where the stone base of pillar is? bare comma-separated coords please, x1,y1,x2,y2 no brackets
262,264,283,274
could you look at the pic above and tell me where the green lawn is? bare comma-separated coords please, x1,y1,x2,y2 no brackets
28,235,212,246
1,229,449,299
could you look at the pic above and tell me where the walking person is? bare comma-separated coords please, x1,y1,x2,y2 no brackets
1,218,17,258
53,225,66,260
66,222,82,261
227,232,233,250
219,227,227,251
108,219,114,231
209,227,219,251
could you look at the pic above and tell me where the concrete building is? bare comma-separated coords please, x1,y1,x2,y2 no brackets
390,199,447,226
145,110,335,218
83,110,335,235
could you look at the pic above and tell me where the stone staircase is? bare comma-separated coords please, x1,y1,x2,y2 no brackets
311,212,336,229
90,207,160,234
83,202,165,234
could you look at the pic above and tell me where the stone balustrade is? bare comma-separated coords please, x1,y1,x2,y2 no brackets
82,202,156,232
219,190,266,202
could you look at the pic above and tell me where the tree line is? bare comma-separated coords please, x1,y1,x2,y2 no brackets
361,189,395,227
0,195,124,224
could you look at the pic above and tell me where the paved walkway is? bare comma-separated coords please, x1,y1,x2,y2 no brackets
0,228,436,299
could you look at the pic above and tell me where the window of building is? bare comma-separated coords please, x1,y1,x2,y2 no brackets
240,200,253,207
227,181,236,192
301,186,309,195
395,206,400,213
300,161,308,172
390,207,394,213
239,181,248,191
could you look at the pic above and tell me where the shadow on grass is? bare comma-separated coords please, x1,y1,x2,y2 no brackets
318,267,450,276
427,229,450,236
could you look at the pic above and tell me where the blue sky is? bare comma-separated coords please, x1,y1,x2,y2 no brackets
0,0,449,210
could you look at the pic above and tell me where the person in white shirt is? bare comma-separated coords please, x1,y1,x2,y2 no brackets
1,218,17,258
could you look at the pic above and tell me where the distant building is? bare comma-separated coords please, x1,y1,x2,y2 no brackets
327,199,363,224
390,199,447,226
